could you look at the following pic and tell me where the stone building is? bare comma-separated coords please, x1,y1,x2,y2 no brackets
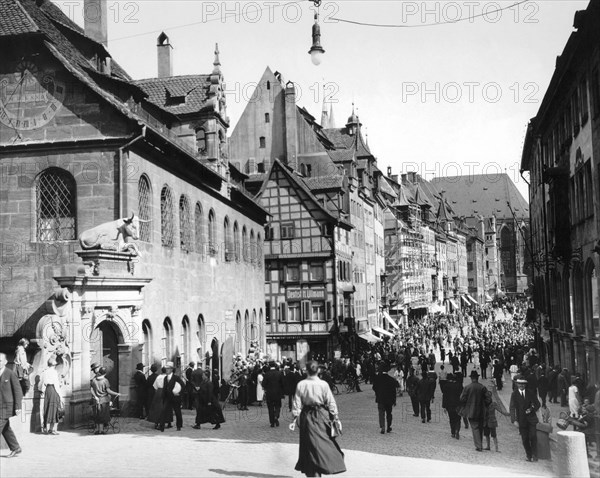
0,0,267,428
431,174,531,296
521,0,599,382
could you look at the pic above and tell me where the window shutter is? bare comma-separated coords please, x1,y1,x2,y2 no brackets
279,302,287,322
326,300,332,321
302,300,310,322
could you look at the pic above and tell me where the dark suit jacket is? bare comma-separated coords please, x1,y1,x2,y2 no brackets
262,369,284,401
134,370,147,391
0,367,23,419
416,376,436,402
441,380,463,410
372,373,398,406
510,389,540,427
163,373,185,403
459,381,491,420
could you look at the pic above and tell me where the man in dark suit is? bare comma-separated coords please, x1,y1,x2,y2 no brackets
417,370,437,423
161,361,185,431
133,363,147,419
0,352,23,457
510,376,541,462
262,362,285,427
372,361,398,434
459,369,491,451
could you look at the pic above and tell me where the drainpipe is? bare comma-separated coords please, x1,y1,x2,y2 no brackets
117,126,146,218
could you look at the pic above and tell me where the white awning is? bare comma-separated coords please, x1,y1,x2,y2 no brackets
382,311,399,330
358,331,381,343
372,326,395,338
461,295,470,305
466,294,478,306
485,293,493,302
448,299,459,310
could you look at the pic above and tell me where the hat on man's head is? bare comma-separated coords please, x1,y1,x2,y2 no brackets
165,361,174,369
136,363,144,370
516,377,528,384
91,362,100,371
469,370,480,379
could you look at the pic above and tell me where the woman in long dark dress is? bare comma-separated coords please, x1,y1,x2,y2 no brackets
90,367,120,434
38,356,62,435
148,367,172,429
193,371,225,429
292,360,346,477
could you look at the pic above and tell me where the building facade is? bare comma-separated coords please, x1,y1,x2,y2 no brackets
0,0,267,427
521,0,600,383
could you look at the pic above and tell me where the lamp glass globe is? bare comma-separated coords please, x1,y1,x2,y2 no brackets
310,50,323,66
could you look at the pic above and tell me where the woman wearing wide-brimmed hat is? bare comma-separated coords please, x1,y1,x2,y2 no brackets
90,367,120,434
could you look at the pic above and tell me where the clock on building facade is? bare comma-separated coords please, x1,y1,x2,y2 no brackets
0,60,67,131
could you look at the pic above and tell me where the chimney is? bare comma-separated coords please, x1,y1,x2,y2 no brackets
284,81,298,172
157,32,173,78
84,0,108,46
387,166,392,177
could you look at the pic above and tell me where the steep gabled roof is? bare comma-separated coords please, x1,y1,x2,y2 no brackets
303,175,344,191
323,126,372,158
0,0,39,36
431,174,529,219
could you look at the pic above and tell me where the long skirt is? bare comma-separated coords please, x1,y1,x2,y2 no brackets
197,400,225,425
295,408,346,476
95,402,111,426
148,388,171,424
43,385,60,426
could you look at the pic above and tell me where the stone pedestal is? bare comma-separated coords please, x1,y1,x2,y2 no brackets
556,431,590,478
53,250,151,427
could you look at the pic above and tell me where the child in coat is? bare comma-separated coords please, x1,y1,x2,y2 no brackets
483,389,511,452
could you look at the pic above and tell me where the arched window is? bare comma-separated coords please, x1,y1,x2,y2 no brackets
257,233,263,268
160,186,174,248
195,202,204,254
36,168,76,241
266,80,270,90
251,309,258,345
142,319,153,368
265,113,270,123
162,317,173,364
224,216,233,261
233,221,240,262
259,137,266,148
250,229,256,264
208,209,216,255
244,310,250,355
196,128,206,155
586,262,600,337
179,195,192,253
181,316,191,367
300,163,306,176
572,264,584,334
138,175,151,242
235,311,242,354
197,314,206,356
242,226,248,261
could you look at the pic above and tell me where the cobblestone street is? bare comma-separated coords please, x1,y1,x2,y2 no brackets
2,366,556,478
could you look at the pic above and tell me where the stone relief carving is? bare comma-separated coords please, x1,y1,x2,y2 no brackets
78,212,149,256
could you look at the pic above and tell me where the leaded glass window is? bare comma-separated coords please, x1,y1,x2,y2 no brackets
36,168,76,241
161,186,174,248
138,175,151,242
179,195,192,253
195,202,204,253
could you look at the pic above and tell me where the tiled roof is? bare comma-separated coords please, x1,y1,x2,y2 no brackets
327,149,354,163
302,175,344,191
0,0,39,36
133,75,212,115
323,127,372,157
38,0,83,34
431,174,529,219
379,177,397,198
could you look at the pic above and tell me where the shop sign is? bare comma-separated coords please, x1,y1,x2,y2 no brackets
286,288,326,300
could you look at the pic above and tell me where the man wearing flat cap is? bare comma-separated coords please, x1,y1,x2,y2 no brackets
510,376,540,462
459,369,491,452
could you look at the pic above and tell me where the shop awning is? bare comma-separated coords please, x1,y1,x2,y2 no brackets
382,311,399,330
448,299,459,310
429,303,445,314
341,284,356,293
466,294,478,306
485,293,493,302
358,331,381,343
372,326,395,338
461,295,470,305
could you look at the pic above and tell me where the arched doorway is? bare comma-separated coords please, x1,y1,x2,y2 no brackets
90,321,122,390
211,338,220,376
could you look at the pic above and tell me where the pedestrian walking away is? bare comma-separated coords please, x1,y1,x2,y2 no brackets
263,361,285,427
291,360,346,477
0,353,23,457
372,361,398,434
459,369,491,452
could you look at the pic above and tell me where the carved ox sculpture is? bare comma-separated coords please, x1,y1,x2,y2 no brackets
78,212,150,256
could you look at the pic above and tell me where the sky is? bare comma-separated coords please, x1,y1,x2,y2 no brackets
55,0,591,201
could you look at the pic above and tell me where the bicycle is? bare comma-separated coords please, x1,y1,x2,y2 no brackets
222,383,242,411
344,377,359,393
